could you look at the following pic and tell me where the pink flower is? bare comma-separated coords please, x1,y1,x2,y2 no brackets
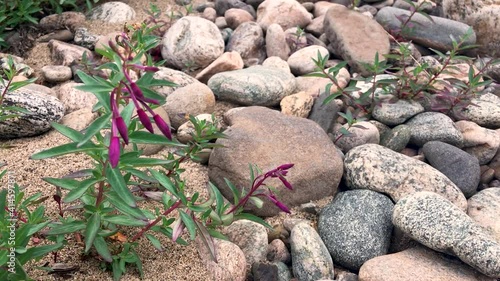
137,108,154,133
267,193,290,213
115,116,129,144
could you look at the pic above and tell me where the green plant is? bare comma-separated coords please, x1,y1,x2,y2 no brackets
28,23,293,280
286,26,306,53
0,170,64,281
0,55,36,123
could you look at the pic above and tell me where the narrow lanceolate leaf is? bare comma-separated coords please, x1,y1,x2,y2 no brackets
64,178,101,203
78,112,112,147
120,158,174,167
46,221,86,235
43,178,80,190
213,181,227,214
234,213,272,229
93,236,113,262
105,191,146,220
149,169,178,197
103,215,148,227
128,131,187,146
194,220,217,261
51,122,83,142
84,213,101,253
146,234,163,251
18,242,64,265
179,211,196,240
30,142,103,160
106,165,136,207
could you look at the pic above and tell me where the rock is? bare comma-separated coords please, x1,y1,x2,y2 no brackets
196,237,246,281
41,65,72,83
306,15,325,37
324,4,390,76
0,58,32,77
60,108,97,131
442,0,500,56
460,93,500,129
262,56,291,73
422,141,480,198
88,2,136,23
48,40,93,66
376,7,475,52
308,91,340,133
405,112,463,147
37,30,74,43
287,45,329,76
56,82,97,114
161,16,224,70
318,190,394,271
359,245,496,281
456,120,500,165
215,16,228,28
481,166,495,185
252,262,279,281
73,27,99,50
388,41,422,68
225,220,268,270
208,66,296,106
163,83,216,129
267,239,291,264
266,23,291,61
257,0,312,31
152,67,200,97
344,144,468,210
202,7,217,22
314,2,337,17
290,222,335,281
334,121,380,153
221,28,233,44
372,100,424,126
23,84,56,97
227,22,266,66
39,11,85,32
280,91,314,118
208,107,343,216
225,8,254,29
0,87,65,139
196,52,244,84
215,0,250,16
380,124,411,152
393,191,500,278
296,65,350,97
467,188,500,241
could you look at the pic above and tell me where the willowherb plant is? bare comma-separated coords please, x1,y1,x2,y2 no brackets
26,23,293,280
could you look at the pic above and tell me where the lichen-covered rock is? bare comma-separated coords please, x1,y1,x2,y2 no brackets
344,144,467,210
0,86,64,139
405,112,463,147
88,2,136,23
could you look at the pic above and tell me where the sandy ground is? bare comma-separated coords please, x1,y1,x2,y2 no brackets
1,1,335,280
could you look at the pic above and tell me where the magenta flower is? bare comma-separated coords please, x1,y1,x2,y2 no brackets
109,136,121,168
267,193,290,213
153,114,172,140
115,116,129,144
137,108,154,133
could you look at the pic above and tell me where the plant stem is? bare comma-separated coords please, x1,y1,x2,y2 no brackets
130,200,182,242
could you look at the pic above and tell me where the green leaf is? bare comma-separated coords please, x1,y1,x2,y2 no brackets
94,236,113,262
179,211,196,240
43,177,79,190
17,242,63,264
64,178,101,203
46,221,86,235
51,122,83,142
84,213,101,253
30,142,103,160
105,191,146,220
149,169,178,197
121,157,174,167
106,165,136,207
103,215,148,226
128,131,186,146
146,234,163,251
78,112,111,147
221,179,239,206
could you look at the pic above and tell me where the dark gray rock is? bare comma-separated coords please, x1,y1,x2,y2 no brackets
423,141,480,198
393,191,500,278
252,262,278,281
376,7,475,52
226,22,266,67
380,124,411,152
308,91,340,133
318,190,394,271
215,0,255,17
405,112,463,147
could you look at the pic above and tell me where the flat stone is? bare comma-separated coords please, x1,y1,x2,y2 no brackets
372,100,424,126
41,65,72,83
227,22,266,66
257,0,312,31
405,112,463,147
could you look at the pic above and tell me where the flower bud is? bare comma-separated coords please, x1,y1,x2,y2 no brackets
137,108,154,133
109,136,121,168
267,194,290,213
115,116,129,144
153,114,172,140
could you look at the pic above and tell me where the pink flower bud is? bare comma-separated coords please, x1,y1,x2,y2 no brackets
267,194,290,214
115,116,129,144
109,136,121,168
278,175,293,190
137,108,154,133
153,114,172,140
